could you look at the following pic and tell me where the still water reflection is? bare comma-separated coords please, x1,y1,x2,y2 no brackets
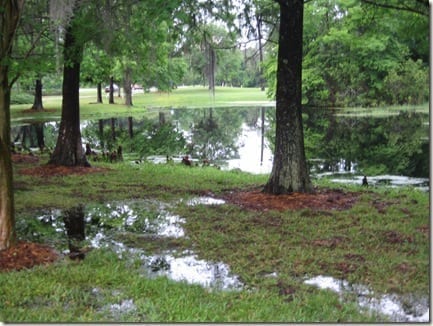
11,107,429,186
33,198,242,291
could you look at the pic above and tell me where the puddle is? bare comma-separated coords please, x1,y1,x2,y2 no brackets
317,173,429,191
106,299,137,320
304,275,429,322
33,198,242,291
186,196,226,206
144,251,243,290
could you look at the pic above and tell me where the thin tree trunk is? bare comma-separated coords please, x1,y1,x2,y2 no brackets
264,0,312,194
257,15,265,91
109,76,114,104
49,23,89,167
0,0,24,251
31,78,44,110
96,82,103,103
123,67,133,106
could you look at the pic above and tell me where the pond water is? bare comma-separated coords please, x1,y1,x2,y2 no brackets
11,106,429,189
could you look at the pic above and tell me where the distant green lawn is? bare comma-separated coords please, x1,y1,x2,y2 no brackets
10,86,274,124
10,86,427,124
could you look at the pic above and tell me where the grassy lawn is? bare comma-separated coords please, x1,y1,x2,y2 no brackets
10,86,274,124
2,153,429,322
3,87,429,322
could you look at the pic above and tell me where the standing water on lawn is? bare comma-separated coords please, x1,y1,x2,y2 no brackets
26,198,242,291
11,107,428,189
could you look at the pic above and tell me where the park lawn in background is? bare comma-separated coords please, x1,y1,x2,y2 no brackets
10,86,273,124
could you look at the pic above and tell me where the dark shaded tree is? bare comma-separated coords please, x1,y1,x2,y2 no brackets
264,0,312,194
48,8,89,166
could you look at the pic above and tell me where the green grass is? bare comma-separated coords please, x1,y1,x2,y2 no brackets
335,103,429,117
10,86,273,124
4,89,430,322
0,249,376,322
6,155,429,322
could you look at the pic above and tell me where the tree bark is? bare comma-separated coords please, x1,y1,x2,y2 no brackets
264,0,312,194
96,82,103,103
0,0,24,251
31,79,44,111
123,67,133,106
48,22,89,167
0,68,16,251
109,76,114,104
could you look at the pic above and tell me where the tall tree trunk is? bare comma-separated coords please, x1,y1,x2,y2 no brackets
96,82,103,103
0,68,16,251
264,0,312,194
49,23,89,167
123,67,133,106
109,76,114,104
31,78,44,111
257,14,265,92
0,0,24,251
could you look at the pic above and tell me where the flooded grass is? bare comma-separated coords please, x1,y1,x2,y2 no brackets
5,159,430,322
1,249,377,322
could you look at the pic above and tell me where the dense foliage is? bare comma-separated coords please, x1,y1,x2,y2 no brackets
10,0,428,108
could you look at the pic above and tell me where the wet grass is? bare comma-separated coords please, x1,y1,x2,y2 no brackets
4,157,430,322
1,249,375,322
174,187,429,296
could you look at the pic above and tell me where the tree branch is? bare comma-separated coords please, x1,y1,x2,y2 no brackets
360,0,428,16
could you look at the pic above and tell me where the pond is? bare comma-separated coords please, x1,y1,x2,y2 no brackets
11,106,429,189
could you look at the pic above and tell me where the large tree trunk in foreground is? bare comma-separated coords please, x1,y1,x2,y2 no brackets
49,23,89,167
264,0,312,194
0,69,16,251
0,0,25,251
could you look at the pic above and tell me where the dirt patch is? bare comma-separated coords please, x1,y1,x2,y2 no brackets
12,153,40,164
0,241,60,272
222,187,360,211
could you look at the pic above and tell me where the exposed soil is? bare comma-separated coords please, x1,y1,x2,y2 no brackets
222,186,360,211
0,241,59,272
14,154,110,177
2,158,360,272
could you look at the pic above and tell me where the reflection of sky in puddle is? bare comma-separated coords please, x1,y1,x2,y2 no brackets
305,275,429,322
37,198,242,291
145,252,243,291
186,197,226,206
35,199,428,316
